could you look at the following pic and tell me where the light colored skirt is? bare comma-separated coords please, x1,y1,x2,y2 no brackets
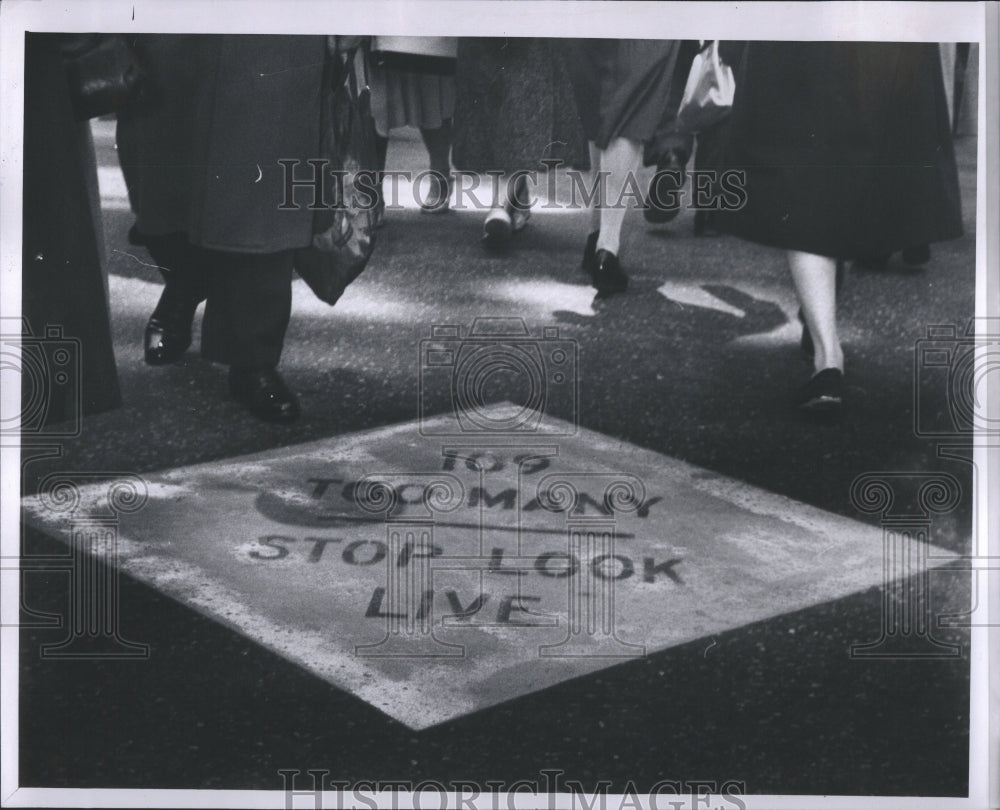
370,65,456,135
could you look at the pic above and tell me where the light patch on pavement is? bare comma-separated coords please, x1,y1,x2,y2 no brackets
490,279,597,317
658,281,747,319
21,408,957,730
98,165,130,210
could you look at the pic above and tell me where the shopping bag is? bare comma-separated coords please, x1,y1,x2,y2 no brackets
675,40,736,134
294,45,378,306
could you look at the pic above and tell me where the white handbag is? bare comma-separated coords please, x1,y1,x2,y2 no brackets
371,37,458,60
675,40,736,134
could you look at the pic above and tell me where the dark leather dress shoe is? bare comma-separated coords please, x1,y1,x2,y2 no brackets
591,249,628,298
144,290,199,365
228,367,300,423
144,316,192,365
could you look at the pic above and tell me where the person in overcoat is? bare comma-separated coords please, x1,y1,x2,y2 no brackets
716,41,962,411
116,34,330,422
452,37,587,251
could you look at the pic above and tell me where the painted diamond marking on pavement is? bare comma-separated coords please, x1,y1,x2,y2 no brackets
21,406,958,729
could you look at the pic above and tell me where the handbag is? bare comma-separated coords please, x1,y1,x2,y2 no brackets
60,34,145,121
675,40,736,134
294,45,379,306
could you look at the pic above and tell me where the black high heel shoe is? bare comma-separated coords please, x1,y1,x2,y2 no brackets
591,249,628,298
144,288,199,365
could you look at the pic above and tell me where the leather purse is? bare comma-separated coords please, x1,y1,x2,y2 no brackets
294,45,379,306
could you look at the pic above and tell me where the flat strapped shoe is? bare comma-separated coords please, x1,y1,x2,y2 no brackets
794,368,843,413
591,249,628,298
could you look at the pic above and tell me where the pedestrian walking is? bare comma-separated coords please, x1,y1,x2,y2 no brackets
370,37,457,218
716,42,962,412
117,34,332,423
452,37,587,251
567,39,684,297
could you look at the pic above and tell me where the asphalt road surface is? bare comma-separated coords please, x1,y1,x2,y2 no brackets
17,120,980,798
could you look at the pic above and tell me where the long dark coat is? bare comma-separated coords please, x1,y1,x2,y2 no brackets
452,37,587,173
717,42,962,259
116,35,328,254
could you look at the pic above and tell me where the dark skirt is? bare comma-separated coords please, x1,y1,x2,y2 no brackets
716,42,963,259
567,39,682,148
452,37,587,173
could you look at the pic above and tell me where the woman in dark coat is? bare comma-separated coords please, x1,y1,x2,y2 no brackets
717,42,962,410
116,34,329,422
452,37,587,250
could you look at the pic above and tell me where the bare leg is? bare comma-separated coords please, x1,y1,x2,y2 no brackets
787,250,844,373
419,121,452,212
419,120,452,176
595,137,642,256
